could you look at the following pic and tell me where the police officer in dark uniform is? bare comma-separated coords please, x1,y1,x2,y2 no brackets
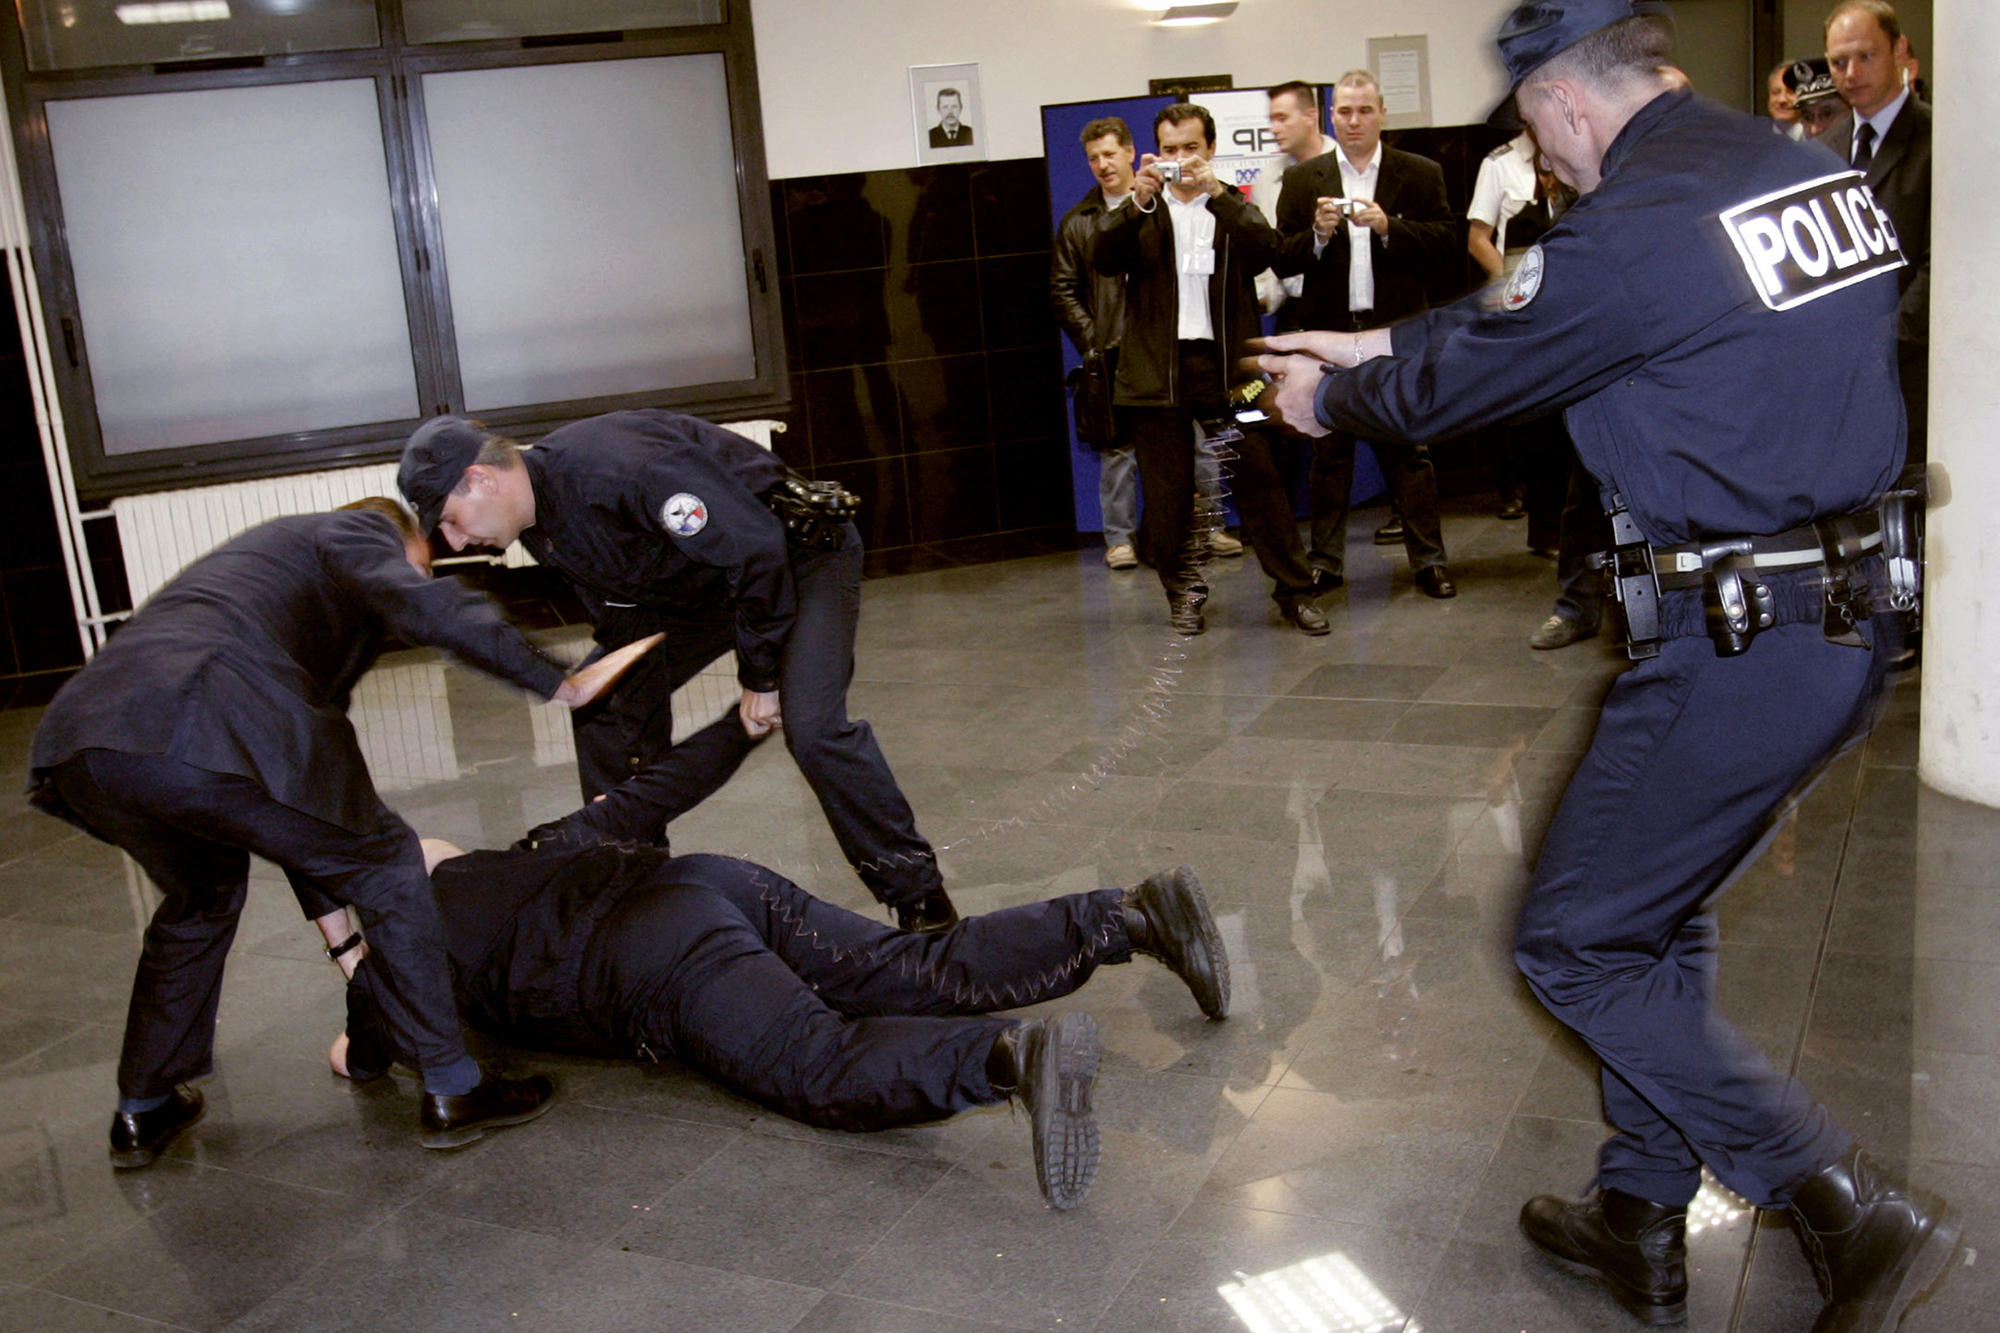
329,837,1230,1211
1258,4,1954,1329
397,410,959,932
27,500,639,1166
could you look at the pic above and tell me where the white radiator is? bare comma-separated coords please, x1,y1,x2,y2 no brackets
103,418,786,762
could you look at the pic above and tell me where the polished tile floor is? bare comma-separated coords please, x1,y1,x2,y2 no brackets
1,502,1993,1333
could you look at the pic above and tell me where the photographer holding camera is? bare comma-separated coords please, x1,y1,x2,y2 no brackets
1088,103,1325,636
1229,71,1459,599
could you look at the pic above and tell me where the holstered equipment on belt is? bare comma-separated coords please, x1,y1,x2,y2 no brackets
1588,495,1662,660
1589,469,1925,659
764,473,860,552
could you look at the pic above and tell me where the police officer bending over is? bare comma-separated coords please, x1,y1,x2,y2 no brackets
1258,3,1953,1329
28,499,650,1167
398,410,958,933
325,835,1229,1212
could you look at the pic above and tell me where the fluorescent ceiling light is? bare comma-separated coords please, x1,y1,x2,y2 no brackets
116,2,231,24
1156,3,1238,26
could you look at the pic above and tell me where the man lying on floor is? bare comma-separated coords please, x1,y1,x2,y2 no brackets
324,836,1229,1210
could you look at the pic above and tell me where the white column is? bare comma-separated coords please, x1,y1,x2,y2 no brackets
1918,0,2000,806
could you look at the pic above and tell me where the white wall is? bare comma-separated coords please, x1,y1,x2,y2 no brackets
750,0,1515,179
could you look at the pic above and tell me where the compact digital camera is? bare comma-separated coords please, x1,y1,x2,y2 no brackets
1155,159,1182,184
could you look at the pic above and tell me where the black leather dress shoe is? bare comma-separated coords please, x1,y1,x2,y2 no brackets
994,1013,1101,1210
1415,566,1457,599
1308,568,1345,597
1122,865,1230,1019
1789,1147,1960,1333
895,887,959,933
419,1073,556,1150
109,1085,205,1170
1280,601,1331,636
1520,1186,1688,1325
1373,516,1406,545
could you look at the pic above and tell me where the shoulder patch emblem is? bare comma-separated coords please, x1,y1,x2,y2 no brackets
1718,170,1905,311
1502,244,1544,311
661,493,709,537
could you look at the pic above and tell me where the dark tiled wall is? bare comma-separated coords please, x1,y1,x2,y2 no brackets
766,158,1077,570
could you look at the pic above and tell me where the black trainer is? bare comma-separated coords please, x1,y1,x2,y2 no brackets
1122,865,1230,1019
1520,1186,1689,1325
895,887,959,933
419,1072,556,1150
108,1085,205,1170
994,1013,1101,1210
1789,1147,1960,1333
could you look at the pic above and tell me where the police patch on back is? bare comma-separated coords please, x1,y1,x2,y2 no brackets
1718,170,1904,312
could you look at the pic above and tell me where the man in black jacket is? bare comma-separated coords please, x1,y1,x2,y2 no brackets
328,837,1230,1212
1051,116,1141,570
1090,103,1327,636
398,410,959,934
1250,71,1460,597
1824,0,1930,462
28,500,642,1167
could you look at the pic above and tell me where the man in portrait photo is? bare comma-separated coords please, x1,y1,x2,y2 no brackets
929,87,974,147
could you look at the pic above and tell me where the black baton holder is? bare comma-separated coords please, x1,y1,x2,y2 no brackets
1813,515,1874,649
1590,502,1662,660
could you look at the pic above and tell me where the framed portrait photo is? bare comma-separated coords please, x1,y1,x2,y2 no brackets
911,62,985,165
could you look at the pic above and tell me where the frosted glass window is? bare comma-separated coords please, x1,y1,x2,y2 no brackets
20,0,378,73
422,55,755,411
46,81,420,455
405,1,722,44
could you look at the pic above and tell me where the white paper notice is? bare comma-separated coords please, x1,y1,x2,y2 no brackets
1378,49,1422,115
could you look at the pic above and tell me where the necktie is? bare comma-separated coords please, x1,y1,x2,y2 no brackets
1853,122,1876,171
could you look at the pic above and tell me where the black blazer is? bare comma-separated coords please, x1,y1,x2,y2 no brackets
1823,97,1930,350
1258,146,1456,330
29,511,564,833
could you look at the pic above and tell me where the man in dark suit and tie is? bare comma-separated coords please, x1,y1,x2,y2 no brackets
928,88,974,148
1262,71,1460,598
1825,0,1930,461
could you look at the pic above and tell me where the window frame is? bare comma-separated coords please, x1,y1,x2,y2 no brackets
2,3,785,501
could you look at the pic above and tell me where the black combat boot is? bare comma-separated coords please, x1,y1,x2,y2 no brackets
1121,865,1230,1019
1789,1147,1959,1333
1520,1186,1688,1325
987,1013,1101,1210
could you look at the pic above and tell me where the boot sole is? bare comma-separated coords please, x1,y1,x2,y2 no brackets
1850,1202,1963,1333
420,1093,556,1151
1030,1014,1101,1211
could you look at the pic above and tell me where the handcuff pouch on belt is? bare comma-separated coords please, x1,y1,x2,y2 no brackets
1588,498,1662,661
765,473,861,552
1877,462,1926,619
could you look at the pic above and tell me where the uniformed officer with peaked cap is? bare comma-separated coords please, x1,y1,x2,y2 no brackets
1259,3,1953,1329
398,408,959,933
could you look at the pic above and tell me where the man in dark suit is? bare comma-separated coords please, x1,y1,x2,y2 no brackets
27,499,643,1167
1825,0,1930,461
928,88,974,148
1267,71,1460,597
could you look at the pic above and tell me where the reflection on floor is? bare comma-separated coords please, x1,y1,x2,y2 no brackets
1,501,1993,1333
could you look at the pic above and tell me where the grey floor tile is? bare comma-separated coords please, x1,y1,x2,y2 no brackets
786,1293,1022,1332
1094,1199,1441,1333
1388,702,1556,750
415,1100,740,1242
1239,696,1410,743
0,1285,189,1333
622,1133,950,1286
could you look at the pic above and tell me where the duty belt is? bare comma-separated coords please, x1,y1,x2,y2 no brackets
1591,469,1925,660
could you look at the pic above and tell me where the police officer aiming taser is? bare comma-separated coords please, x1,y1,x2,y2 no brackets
398,409,959,933
1256,3,1950,1330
